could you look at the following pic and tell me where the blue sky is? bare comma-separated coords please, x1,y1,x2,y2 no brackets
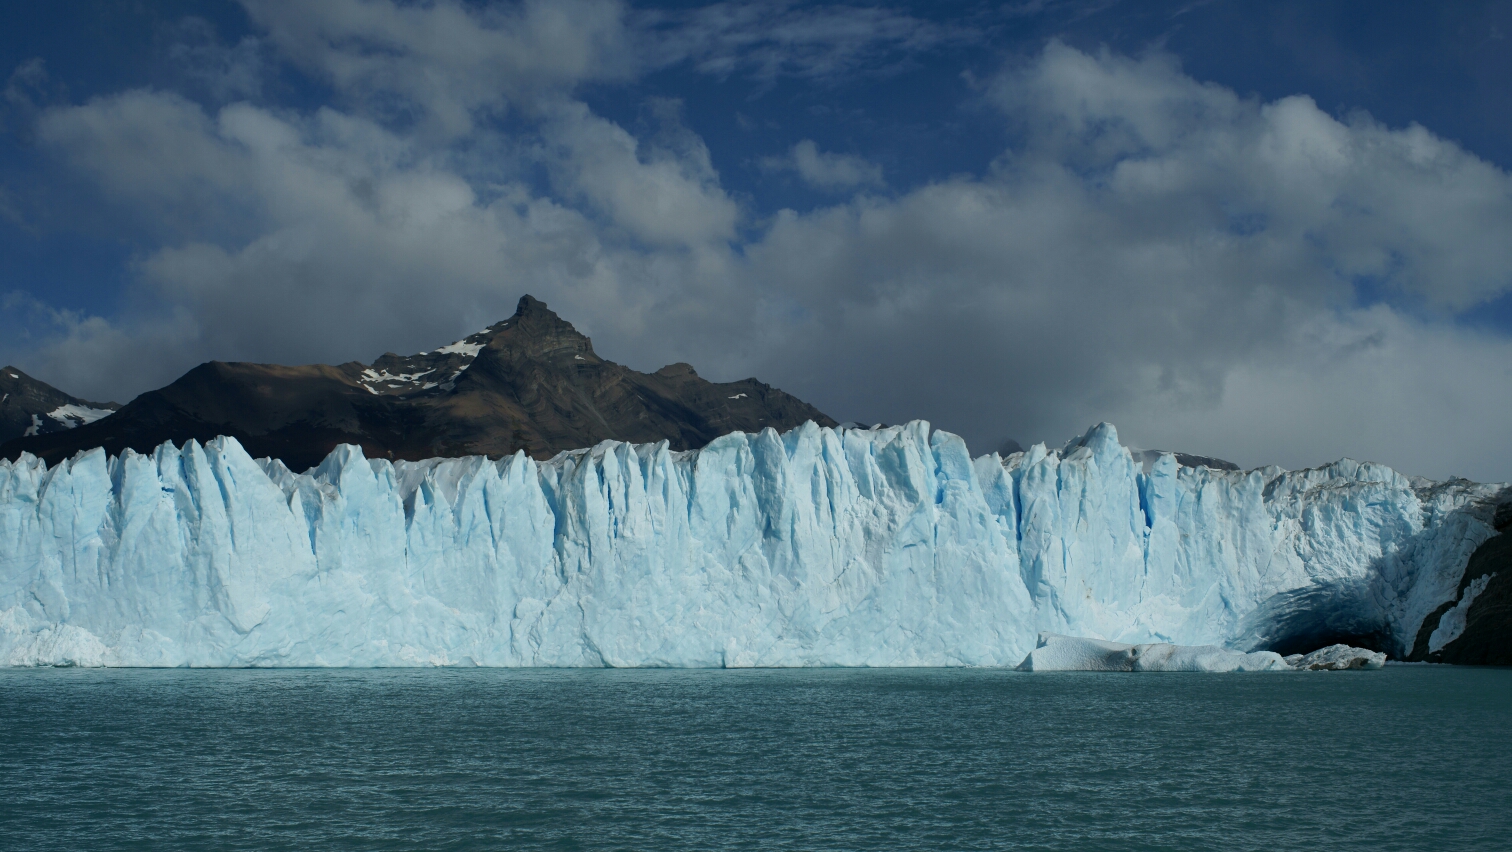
2,1,1511,479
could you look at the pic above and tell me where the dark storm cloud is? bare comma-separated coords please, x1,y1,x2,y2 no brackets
3,2,1512,482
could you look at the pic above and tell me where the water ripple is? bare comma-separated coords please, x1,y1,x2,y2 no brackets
1,667,1509,850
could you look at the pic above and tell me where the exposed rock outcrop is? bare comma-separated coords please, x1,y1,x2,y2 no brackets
0,368,119,444
1,296,835,471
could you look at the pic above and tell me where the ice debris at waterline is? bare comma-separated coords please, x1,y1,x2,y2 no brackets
1284,644,1387,670
1014,633,1385,672
1015,633,1292,672
0,421,1503,667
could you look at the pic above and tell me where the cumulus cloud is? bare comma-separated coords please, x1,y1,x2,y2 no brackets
544,100,738,247
762,140,883,190
1116,307,1512,481
7,11,1512,482
991,43,1512,310
734,42,1512,476
13,0,743,380
243,0,633,135
24,90,647,384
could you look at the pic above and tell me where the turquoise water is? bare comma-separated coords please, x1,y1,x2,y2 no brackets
1,666,1509,850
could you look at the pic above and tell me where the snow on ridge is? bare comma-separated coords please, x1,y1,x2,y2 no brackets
46,404,114,428
0,421,1502,668
358,368,437,391
431,340,485,357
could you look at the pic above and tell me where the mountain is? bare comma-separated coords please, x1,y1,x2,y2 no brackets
0,295,836,471
0,367,119,444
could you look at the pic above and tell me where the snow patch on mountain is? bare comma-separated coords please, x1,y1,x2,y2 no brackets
46,404,115,428
432,340,485,357
361,368,435,384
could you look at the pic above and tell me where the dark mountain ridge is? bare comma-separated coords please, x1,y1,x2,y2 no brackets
0,367,120,444
1,295,836,471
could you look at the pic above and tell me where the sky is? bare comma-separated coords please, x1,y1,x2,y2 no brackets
2,0,1511,481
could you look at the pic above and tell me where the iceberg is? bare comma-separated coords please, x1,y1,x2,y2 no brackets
1014,633,1291,672
1284,644,1387,670
0,420,1502,667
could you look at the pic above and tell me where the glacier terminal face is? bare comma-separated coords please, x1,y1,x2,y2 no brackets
0,421,1502,667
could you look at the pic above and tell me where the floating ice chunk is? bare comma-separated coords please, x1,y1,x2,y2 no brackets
0,607,111,667
1284,645,1387,670
1015,634,1133,671
1016,633,1291,672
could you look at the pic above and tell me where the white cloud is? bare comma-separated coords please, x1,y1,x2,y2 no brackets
763,139,883,190
731,42,1512,478
166,17,265,102
990,42,1512,310
36,90,257,238
8,21,1512,483
544,101,738,247
1117,306,1512,478
18,78,743,393
243,0,633,135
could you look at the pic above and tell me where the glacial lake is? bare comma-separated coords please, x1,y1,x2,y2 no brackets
2,665,1508,851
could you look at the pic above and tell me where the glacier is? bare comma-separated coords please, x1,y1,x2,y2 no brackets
0,420,1504,667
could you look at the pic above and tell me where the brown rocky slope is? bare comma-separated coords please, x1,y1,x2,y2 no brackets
1,295,836,472
0,367,120,444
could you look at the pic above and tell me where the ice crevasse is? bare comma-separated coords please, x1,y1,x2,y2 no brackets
0,421,1502,667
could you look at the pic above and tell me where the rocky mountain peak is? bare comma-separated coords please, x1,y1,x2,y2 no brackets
359,295,596,399
0,367,120,444
2,295,837,470
490,295,596,356
512,293,554,321
654,362,699,380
